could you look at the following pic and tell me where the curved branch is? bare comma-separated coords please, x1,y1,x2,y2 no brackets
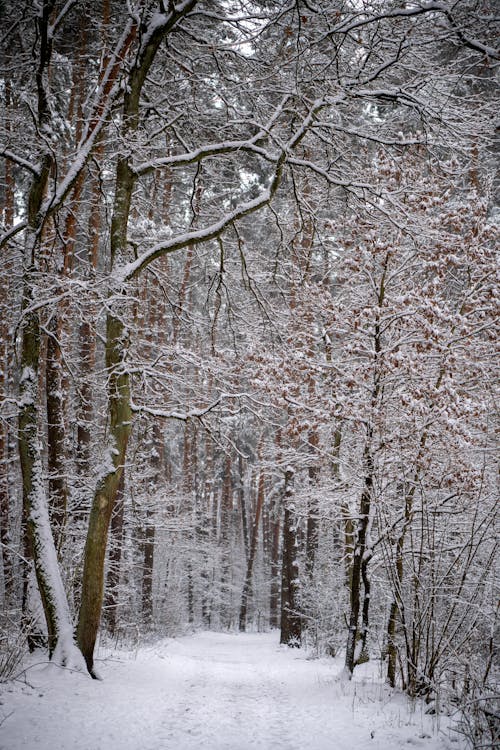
120,96,328,281
0,221,27,250
1,148,40,176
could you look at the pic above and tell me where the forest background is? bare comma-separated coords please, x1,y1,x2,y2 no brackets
0,1,498,747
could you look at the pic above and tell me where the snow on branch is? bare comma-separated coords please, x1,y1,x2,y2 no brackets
130,397,221,421
0,221,28,250
133,140,274,176
0,148,40,176
327,1,498,61
118,96,328,282
50,0,78,35
133,94,291,175
119,186,274,281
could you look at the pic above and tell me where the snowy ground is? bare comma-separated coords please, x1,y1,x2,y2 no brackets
0,631,465,750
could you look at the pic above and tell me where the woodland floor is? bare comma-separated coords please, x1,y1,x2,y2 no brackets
0,631,465,750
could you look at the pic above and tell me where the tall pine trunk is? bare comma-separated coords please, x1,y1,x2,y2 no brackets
344,445,373,675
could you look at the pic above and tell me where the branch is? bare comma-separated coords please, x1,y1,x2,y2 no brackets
119,186,275,281
288,156,372,191
132,94,291,175
0,221,27,250
133,140,274,176
50,0,78,34
440,6,499,60
130,397,221,421
119,96,328,281
0,148,40,176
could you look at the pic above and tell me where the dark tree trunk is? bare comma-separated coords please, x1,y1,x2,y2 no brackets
269,516,281,628
0,261,11,602
305,430,319,578
280,468,301,647
76,6,197,673
219,452,233,628
345,446,373,675
238,453,249,561
142,512,155,625
1,70,14,601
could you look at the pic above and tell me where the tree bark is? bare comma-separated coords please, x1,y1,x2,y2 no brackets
0,244,11,603
280,468,301,646
45,315,69,552
238,452,249,562
142,421,162,625
305,430,319,578
219,452,233,628
19,271,85,670
17,2,85,671
76,5,198,672
76,313,132,675
344,445,373,675
269,514,281,628
239,466,265,631
103,471,125,637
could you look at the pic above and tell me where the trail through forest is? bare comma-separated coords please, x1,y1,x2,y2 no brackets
1,631,463,750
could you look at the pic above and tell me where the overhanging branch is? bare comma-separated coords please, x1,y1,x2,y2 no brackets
119,96,328,282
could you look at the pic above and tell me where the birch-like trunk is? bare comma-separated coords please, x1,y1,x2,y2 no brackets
19,268,85,672
17,1,85,672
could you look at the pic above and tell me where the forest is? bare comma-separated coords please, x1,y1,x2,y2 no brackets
0,1,498,747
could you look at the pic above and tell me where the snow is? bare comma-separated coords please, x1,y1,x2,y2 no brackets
0,631,464,750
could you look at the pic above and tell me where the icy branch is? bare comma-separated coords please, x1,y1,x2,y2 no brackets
133,141,274,176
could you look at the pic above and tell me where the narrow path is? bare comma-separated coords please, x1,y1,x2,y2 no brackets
0,632,459,750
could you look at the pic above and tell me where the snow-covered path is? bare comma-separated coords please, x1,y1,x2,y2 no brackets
0,631,462,750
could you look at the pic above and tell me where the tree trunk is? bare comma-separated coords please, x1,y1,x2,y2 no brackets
280,468,301,646
386,450,425,686
103,471,125,636
142,511,155,625
76,6,196,672
19,272,85,671
1,68,14,601
238,453,249,562
269,515,281,628
45,315,69,552
76,313,132,675
219,452,233,628
16,3,86,669
239,466,265,631
345,445,373,675
0,263,11,604
76,168,101,474
305,430,319,578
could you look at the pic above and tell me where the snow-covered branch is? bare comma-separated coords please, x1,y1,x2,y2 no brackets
130,397,221,421
0,148,40,176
